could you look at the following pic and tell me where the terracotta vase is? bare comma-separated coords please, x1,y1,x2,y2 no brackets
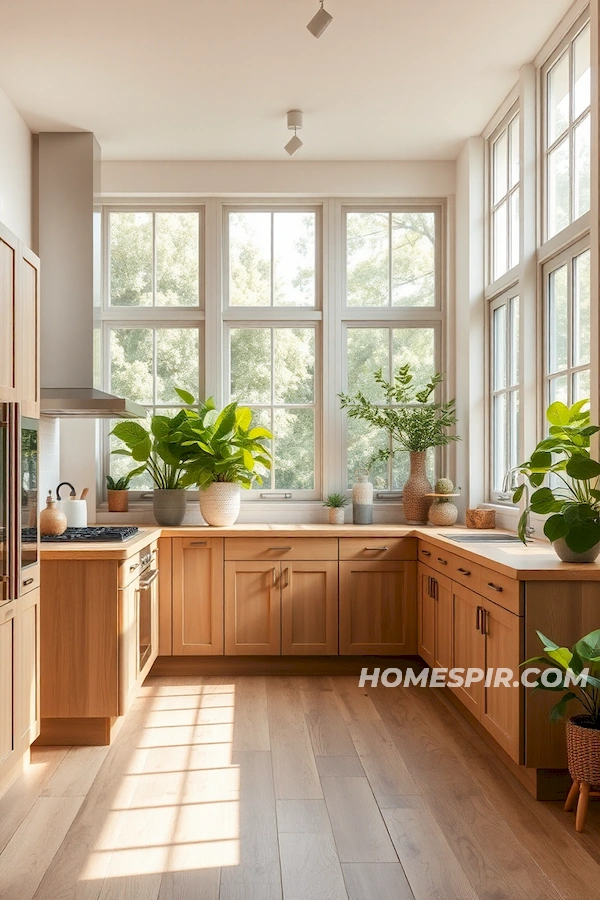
39,491,67,536
402,451,432,525
108,490,129,513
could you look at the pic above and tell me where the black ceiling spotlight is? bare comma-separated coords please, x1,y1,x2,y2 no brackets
307,0,333,38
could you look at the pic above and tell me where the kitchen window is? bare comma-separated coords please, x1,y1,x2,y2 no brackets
489,291,520,495
489,110,520,283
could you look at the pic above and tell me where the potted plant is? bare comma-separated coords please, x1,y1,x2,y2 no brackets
106,469,144,512
513,399,600,562
110,392,197,526
339,364,459,525
524,629,600,831
323,492,349,525
178,394,272,526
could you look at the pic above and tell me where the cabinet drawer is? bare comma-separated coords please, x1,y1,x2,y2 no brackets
417,541,452,576
339,538,416,561
224,537,338,561
479,569,522,615
20,565,40,596
449,556,482,592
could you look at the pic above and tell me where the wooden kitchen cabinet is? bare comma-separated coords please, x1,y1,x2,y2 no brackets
16,587,40,750
481,598,522,762
225,560,281,655
0,222,18,402
418,563,452,670
339,560,417,654
418,563,436,666
281,560,338,655
172,538,223,655
450,582,485,720
0,605,17,785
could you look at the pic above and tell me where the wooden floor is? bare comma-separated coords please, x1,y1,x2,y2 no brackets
1,675,600,900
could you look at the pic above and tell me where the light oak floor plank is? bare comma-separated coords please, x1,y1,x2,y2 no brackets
267,678,322,801
321,776,398,863
342,862,415,900
300,689,357,757
41,746,110,798
276,799,332,833
315,755,365,777
231,677,270,752
279,832,347,900
347,719,421,807
332,677,382,723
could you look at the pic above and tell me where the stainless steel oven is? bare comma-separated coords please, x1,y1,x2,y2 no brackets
136,548,158,672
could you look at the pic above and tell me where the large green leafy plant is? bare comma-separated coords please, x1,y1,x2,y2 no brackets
513,400,600,552
177,392,273,489
339,365,459,466
524,629,600,728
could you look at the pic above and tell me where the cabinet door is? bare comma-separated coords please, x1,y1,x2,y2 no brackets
339,561,417,655
0,605,17,781
0,223,18,402
417,564,436,666
451,582,485,720
17,587,40,749
433,571,453,671
281,560,338,655
118,580,138,715
225,561,280,655
482,599,523,763
172,538,224,655
18,244,40,418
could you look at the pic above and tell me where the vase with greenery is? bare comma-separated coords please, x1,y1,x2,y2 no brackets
339,365,459,525
177,392,273,526
106,469,144,513
513,400,600,562
523,628,600,830
110,396,197,526
323,492,349,525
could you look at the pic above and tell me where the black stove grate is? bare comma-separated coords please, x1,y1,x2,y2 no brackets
39,526,140,543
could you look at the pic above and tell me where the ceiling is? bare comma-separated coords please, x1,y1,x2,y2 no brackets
0,0,574,161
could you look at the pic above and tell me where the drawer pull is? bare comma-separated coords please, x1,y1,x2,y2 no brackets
365,546,389,551
437,557,448,565
487,582,503,592
129,562,140,572
457,567,471,576
22,577,35,587
421,549,431,557
269,546,292,551
282,567,290,588
272,567,278,587
191,541,207,546
476,605,482,631
4,607,14,619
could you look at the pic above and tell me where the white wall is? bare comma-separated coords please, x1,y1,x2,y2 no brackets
0,86,31,246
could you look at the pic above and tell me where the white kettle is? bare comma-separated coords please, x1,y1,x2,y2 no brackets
56,481,88,528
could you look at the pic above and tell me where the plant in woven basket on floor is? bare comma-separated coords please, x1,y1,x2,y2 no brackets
523,628,600,831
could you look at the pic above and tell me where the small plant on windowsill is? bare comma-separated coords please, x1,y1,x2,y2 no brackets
105,468,145,513
323,493,350,525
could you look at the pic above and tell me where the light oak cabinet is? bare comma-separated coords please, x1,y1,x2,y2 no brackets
172,538,223,655
339,560,417,655
16,587,40,750
418,563,452,670
0,605,17,784
281,560,338,655
18,244,40,418
0,222,18,402
225,560,281,655
450,582,485,720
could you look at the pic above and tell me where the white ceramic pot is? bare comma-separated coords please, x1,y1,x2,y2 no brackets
328,507,345,525
200,482,241,526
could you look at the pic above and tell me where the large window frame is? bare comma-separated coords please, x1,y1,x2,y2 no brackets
488,106,520,285
488,290,520,497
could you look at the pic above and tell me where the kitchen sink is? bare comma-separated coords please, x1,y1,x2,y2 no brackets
440,533,523,543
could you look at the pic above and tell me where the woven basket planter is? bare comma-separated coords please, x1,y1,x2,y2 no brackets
200,482,241,526
566,715,600,787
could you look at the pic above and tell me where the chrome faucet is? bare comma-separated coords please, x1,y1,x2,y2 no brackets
498,465,535,540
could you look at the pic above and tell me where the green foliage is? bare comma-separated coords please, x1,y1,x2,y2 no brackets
513,400,600,552
522,629,600,729
323,493,350,508
339,365,460,472
106,467,145,491
177,397,273,490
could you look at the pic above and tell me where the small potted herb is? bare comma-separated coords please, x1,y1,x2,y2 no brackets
323,493,349,525
106,469,144,512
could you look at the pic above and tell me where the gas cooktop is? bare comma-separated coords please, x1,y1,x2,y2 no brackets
39,526,140,543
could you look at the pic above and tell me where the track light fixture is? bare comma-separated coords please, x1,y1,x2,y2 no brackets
284,109,303,157
307,0,332,38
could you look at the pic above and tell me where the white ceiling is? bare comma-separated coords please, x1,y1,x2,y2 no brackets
0,0,574,161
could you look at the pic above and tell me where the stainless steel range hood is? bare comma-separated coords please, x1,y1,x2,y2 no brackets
37,133,145,419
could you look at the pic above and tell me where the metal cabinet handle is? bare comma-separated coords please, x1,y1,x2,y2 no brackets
421,549,431,557
272,567,278,587
129,562,140,572
476,605,482,631
365,546,389,551
138,570,159,589
487,582,503,592
191,541,207,546
4,607,14,619
282,567,289,588
22,578,34,587
457,567,471,576
269,546,292,551
427,575,432,597
437,557,448,565
433,579,438,601
481,609,489,635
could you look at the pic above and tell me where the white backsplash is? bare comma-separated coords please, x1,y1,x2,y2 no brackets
38,417,60,509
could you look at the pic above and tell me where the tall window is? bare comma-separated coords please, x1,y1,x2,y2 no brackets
543,18,590,240
490,111,519,282
490,292,520,494
224,208,320,497
342,208,442,490
543,242,590,406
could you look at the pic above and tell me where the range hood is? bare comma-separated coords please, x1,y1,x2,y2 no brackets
37,133,145,419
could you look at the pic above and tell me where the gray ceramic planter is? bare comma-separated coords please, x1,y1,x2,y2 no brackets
553,537,600,563
153,489,187,526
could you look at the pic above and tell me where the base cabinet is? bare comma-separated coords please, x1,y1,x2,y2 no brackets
225,561,280,655
0,606,17,782
418,563,452,670
172,538,223,655
17,588,40,749
281,560,338,655
339,560,417,655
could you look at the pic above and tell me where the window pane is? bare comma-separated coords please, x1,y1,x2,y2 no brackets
574,113,591,220
548,265,568,374
509,115,519,189
573,249,590,367
392,328,435,388
273,212,315,307
110,420,154,491
110,328,153,404
273,408,314,490
346,212,389,306
493,305,507,391
230,328,271,404
274,328,314,405
229,212,271,306
574,22,591,118
391,213,435,307
548,51,570,145
156,329,199,404
493,201,508,280
347,418,388,490
547,138,570,238
347,329,389,400
249,408,272,490
509,190,519,269
573,369,590,402
155,213,199,307
109,212,152,307
493,394,507,493
493,131,508,203
509,296,519,387
509,390,520,471
549,375,568,405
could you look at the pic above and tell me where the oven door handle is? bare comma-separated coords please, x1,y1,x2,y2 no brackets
137,569,159,590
